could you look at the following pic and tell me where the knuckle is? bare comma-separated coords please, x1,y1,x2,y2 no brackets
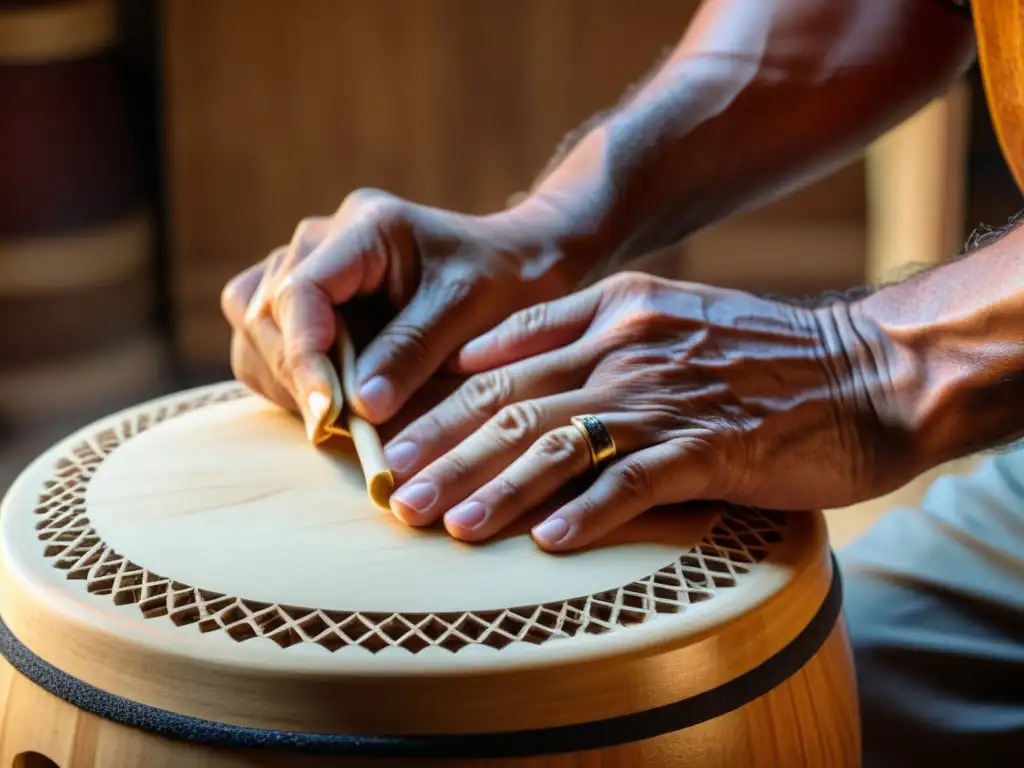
603,270,642,295
377,323,432,367
442,271,484,306
591,348,652,383
489,401,541,447
292,216,320,240
264,246,288,276
436,450,472,484
613,270,651,290
535,428,579,462
614,309,662,338
612,458,655,499
341,187,385,208
515,302,547,336
490,474,521,502
289,217,328,260
341,188,405,228
457,369,513,418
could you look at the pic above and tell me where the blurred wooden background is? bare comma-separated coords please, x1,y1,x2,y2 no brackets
163,0,874,377
3,0,1023,541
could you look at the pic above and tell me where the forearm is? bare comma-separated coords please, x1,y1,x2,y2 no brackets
851,219,1024,470
502,0,974,278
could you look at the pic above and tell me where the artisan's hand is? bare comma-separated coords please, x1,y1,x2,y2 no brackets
385,272,918,551
220,190,576,438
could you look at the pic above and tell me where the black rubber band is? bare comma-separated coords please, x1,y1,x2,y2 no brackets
0,554,843,759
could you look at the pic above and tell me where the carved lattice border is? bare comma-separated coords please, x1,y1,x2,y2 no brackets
31,385,786,654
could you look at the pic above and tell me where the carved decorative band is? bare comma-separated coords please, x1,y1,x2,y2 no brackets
30,386,788,655
0,561,842,757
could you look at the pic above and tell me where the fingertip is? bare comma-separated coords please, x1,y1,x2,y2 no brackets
530,516,573,550
443,500,488,541
382,440,420,476
292,355,343,435
304,391,333,443
390,498,429,528
355,375,396,422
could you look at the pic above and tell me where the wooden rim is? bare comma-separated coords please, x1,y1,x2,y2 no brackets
0,0,115,63
0,382,834,735
0,212,151,296
0,567,842,757
973,1,1024,195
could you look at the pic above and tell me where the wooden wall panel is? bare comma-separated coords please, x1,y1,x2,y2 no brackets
163,0,865,374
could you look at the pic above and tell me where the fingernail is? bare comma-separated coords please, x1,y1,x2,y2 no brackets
384,441,419,474
445,500,486,530
460,334,492,359
305,391,331,441
358,376,394,418
390,482,438,519
532,517,570,545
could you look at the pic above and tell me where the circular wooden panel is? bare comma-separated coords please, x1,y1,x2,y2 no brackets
85,396,719,615
0,383,832,736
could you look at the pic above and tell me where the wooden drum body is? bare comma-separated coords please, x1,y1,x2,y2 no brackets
0,383,860,767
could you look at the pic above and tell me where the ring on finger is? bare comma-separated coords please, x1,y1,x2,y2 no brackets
570,414,617,468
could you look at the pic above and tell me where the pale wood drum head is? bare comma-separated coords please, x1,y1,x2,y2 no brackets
0,382,859,766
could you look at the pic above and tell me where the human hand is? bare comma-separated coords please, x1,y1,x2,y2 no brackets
384,272,919,551
220,189,578,440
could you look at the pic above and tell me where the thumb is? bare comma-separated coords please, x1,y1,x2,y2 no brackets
349,275,491,422
456,286,602,372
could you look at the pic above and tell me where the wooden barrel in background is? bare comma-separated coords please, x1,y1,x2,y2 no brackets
0,0,165,423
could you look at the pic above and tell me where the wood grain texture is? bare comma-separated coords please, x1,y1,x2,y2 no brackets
0,382,859,764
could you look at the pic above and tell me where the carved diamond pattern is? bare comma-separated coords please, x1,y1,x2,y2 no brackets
30,385,786,654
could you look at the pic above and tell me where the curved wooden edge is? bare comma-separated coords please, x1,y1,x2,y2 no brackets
973,1,1024,196
0,381,836,734
0,0,116,64
0,212,152,296
0,547,836,739
0,619,859,765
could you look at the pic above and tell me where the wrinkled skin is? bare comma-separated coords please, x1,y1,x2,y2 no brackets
220,189,573,436
384,272,911,551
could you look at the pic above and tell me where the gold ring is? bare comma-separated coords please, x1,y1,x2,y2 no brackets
570,415,617,467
